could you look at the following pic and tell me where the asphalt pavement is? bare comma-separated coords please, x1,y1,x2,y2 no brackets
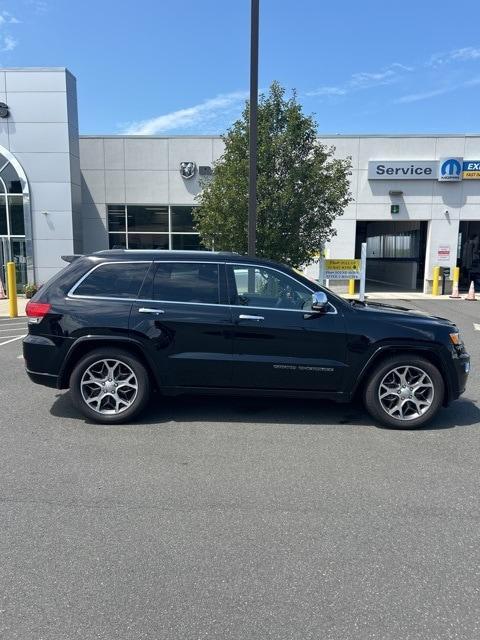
1,300,479,640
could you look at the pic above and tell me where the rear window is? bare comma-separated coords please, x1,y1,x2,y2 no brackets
73,262,149,299
153,262,220,304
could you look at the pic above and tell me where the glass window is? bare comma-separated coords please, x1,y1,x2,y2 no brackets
231,266,311,310
109,233,127,249
128,233,169,250
108,205,126,232
153,262,219,304
74,263,149,299
127,205,168,232
171,234,202,250
1,163,22,193
0,197,6,235
8,196,24,235
171,206,196,232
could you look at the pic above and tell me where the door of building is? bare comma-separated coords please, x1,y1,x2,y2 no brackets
0,237,27,293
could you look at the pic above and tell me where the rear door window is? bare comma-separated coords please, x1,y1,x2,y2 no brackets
153,262,220,304
73,262,150,299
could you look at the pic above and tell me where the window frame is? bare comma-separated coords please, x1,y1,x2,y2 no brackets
68,260,337,314
226,263,337,315
68,261,152,301
106,204,202,251
150,261,223,305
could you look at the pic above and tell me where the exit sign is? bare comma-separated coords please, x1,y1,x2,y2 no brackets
390,204,400,214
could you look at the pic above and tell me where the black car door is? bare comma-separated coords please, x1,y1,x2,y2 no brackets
226,263,348,391
129,260,233,388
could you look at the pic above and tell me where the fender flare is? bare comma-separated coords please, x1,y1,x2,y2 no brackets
350,343,454,404
58,335,161,389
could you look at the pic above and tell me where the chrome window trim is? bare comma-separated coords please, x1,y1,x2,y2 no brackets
67,259,337,315
67,261,152,299
228,262,338,315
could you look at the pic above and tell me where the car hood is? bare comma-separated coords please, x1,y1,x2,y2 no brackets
354,300,456,327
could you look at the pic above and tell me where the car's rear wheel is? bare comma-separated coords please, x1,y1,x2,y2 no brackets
70,348,150,424
364,355,444,429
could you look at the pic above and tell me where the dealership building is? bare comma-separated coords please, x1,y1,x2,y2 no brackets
2,66,480,293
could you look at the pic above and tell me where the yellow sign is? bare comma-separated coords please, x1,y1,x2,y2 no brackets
325,259,361,280
325,259,361,271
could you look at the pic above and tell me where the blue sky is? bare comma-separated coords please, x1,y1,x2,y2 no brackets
4,0,480,135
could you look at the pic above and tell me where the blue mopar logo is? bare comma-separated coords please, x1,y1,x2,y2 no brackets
441,158,462,177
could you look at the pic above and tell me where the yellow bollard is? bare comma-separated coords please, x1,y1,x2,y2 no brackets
452,266,460,286
6,261,17,318
348,279,355,295
432,266,440,296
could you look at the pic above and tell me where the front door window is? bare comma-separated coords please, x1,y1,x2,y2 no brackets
231,265,312,311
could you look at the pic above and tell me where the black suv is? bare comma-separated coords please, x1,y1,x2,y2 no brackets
23,250,470,428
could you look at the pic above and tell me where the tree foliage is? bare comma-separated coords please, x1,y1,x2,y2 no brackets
193,82,353,267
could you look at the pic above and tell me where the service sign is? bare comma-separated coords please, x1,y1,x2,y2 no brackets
368,161,437,180
325,259,361,280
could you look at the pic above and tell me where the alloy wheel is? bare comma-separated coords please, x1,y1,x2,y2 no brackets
378,365,435,421
80,358,138,415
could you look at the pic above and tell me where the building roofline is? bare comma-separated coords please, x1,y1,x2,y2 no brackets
79,133,480,139
79,134,224,139
0,66,70,72
318,133,480,138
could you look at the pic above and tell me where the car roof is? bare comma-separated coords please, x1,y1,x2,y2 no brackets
91,249,290,269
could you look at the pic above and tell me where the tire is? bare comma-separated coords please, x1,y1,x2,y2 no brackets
69,347,150,424
364,355,444,429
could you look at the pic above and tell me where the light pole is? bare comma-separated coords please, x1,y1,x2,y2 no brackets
248,0,259,256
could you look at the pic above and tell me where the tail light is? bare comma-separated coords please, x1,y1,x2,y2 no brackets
26,301,51,324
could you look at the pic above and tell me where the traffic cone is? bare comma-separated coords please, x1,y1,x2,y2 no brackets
465,280,477,301
449,279,461,299
0,277,5,299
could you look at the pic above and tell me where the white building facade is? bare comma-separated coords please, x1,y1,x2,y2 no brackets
1,67,480,293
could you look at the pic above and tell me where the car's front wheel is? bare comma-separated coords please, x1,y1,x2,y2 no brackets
70,348,150,424
364,355,444,429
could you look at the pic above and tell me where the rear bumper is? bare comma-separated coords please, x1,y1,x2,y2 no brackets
26,368,59,388
23,333,65,388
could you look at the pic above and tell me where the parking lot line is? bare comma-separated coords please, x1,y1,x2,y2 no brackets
0,335,25,347
0,326,27,332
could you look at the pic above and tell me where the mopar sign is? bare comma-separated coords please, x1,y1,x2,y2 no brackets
438,157,462,182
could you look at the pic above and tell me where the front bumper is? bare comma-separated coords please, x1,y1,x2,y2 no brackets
452,353,470,397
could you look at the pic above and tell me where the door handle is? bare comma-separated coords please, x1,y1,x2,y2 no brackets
238,314,264,321
138,307,165,315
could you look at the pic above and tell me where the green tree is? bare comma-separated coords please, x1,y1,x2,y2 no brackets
194,81,353,267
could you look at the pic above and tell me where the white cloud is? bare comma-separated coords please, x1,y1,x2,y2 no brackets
123,91,247,135
0,11,20,25
306,86,347,97
0,35,17,52
306,62,413,98
395,86,453,104
429,46,480,66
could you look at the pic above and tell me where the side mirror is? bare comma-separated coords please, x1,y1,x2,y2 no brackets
311,291,329,313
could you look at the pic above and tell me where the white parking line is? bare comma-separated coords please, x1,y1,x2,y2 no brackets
474,323,480,331
0,334,25,347
0,326,27,332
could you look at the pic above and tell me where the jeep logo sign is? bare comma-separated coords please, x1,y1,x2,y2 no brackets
368,161,436,180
